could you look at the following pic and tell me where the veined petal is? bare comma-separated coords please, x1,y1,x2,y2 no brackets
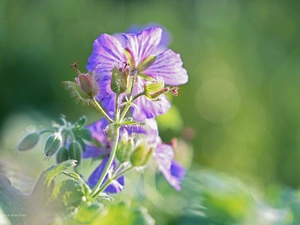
127,23,172,52
82,145,107,158
143,49,188,85
87,33,126,73
170,160,186,189
88,156,124,193
83,118,110,158
123,28,162,66
154,144,183,190
131,79,171,121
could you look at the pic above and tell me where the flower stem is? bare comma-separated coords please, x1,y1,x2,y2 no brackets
92,165,134,197
119,91,145,121
92,98,113,123
91,125,120,196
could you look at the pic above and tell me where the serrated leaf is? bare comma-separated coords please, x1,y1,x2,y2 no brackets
50,179,84,207
73,202,103,223
43,160,77,187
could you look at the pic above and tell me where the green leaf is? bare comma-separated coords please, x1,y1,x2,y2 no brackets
49,179,84,207
132,207,155,225
43,160,77,187
73,202,103,223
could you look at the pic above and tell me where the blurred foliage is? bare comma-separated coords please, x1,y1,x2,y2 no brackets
1,0,300,224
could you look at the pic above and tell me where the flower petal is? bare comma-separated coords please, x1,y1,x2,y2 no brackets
131,79,171,121
123,28,162,66
87,33,126,72
127,23,172,53
154,144,184,190
83,118,110,159
88,156,124,193
143,49,188,86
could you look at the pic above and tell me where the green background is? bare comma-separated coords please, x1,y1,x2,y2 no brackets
1,0,300,223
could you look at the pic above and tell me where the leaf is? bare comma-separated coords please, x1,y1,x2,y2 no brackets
43,160,77,187
73,202,103,223
49,179,84,207
131,207,155,225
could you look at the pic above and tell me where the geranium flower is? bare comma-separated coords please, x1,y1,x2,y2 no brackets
83,118,124,193
87,27,188,121
84,117,186,192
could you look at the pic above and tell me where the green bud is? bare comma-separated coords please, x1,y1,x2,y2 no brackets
69,141,82,166
116,137,134,163
44,133,62,159
17,132,40,151
75,73,99,98
77,115,87,127
80,128,93,141
144,80,169,100
56,147,69,164
111,65,129,94
130,142,153,167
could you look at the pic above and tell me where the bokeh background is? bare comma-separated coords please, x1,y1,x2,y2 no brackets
1,0,300,224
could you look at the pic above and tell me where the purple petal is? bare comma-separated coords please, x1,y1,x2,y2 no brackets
88,156,124,193
83,118,110,159
123,28,162,66
87,33,126,72
170,160,186,187
131,79,171,121
82,145,107,158
127,23,172,52
143,49,188,86
154,144,184,190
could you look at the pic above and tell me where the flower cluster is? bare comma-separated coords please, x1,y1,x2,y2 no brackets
82,27,188,193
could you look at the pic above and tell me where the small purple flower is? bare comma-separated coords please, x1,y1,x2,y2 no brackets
87,27,188,121
85,117,186,191
83,118,124,193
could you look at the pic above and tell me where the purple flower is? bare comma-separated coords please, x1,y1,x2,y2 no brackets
83,118,124,193
84,117,186,191
87,27,188,121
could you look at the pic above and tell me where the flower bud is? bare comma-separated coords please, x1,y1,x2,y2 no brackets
69,141,82,166
44,133,62,159
17,132,40,151
144,80,169,100
116,136,134,163
111,64,129,94
75,73,98,98
130,142,153,167
76,115,87,127
56,147,69,164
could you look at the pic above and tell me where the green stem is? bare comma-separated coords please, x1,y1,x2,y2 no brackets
92,165,134,197
92,98,113,123
120,91,145,121
115,94,120,121
91,125,120,196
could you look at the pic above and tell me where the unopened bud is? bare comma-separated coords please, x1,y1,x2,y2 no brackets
17,132,40,151
56,147,69,164
144,80,169,100
75,73,98,98
64,65,98,103
76,115,87,127
116,137,134,163
69,141,82,166
111,64,129,94
130,142,153,167
44,133,62,159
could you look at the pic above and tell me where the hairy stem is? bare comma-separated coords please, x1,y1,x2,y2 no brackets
92,98,113,123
